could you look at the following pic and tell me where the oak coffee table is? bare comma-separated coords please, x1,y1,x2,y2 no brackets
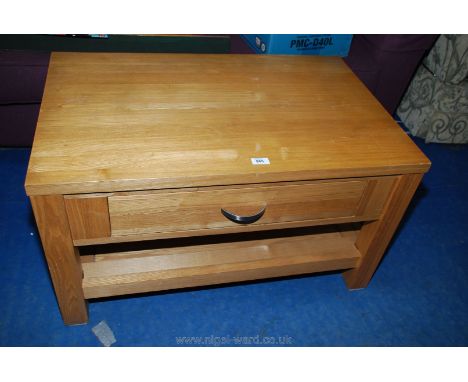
25,53,430,325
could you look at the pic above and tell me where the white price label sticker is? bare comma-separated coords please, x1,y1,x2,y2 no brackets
251,157,270,165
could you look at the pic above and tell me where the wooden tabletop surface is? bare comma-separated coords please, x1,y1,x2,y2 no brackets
25,53,430,195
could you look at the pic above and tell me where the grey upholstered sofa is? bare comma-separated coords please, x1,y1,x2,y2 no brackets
398,34,468,144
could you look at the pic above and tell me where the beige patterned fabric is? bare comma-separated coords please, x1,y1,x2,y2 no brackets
397,35,468,143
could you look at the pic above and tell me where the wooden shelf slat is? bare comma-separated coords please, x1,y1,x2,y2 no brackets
82,229,360,299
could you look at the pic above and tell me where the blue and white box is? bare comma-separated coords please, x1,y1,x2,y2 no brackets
242,34,353,56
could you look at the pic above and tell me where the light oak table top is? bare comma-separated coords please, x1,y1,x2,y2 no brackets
25,53,430,195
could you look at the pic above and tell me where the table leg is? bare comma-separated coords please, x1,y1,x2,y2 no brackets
30,195,88,325
343,173,423,289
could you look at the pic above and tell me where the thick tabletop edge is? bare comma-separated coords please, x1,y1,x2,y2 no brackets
24,162,431,196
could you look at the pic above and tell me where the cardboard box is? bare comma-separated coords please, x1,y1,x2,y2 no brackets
242,34,353,56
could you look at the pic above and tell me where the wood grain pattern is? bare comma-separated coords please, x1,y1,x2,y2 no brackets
343,173,424,289
25,53,430,195
74,215,377,246
82,230,360,298
64,196,111,240
30,195,88,325
108,180,367,236
72,176,396,245
355,176,396,217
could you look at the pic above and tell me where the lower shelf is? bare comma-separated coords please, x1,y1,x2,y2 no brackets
81,228,360,299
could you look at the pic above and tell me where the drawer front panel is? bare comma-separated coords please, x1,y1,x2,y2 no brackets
108,180,375,237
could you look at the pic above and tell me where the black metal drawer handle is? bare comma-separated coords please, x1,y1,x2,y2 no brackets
220,206,266,225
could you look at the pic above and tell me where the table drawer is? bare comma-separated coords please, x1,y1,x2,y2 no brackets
106,178,393,237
